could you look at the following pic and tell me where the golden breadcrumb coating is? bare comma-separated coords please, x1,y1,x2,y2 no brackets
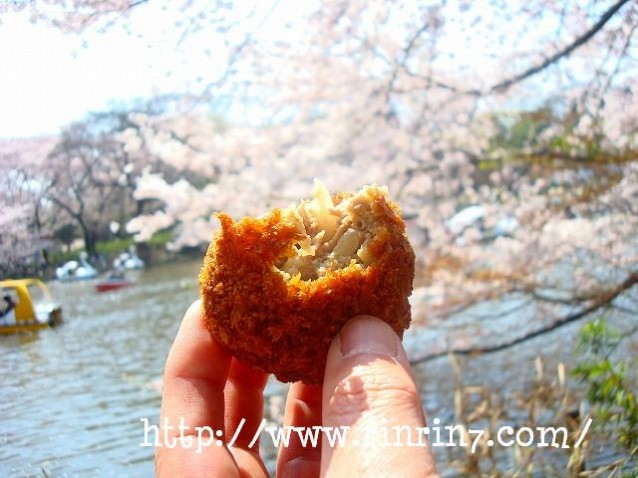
199,181,415,384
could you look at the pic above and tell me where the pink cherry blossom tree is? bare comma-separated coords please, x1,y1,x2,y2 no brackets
117,0,637,327
2,0,636,327
41,110,157,259
0,137,55,276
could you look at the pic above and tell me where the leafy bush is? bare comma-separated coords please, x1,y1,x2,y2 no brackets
572,318,638,476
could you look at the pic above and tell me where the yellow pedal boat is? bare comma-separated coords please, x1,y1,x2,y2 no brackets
0,279,63,334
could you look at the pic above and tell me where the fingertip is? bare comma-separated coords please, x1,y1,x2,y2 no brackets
165,300,231,385
186,298,203,316
338,315,400,358
227,357,269,390
183,299,205,329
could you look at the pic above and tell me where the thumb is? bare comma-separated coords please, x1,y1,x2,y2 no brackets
320,316,438,477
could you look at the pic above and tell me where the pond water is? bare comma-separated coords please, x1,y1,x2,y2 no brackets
1,261,199,477
0,260,633,477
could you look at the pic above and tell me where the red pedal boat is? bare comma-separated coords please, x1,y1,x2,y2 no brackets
95,272,132,293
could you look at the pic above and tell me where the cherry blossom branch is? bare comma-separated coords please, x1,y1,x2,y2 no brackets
489,0,633,92
410,271,638,365
411,0,634,97
191,0,283,108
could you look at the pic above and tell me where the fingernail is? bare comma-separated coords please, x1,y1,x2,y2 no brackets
339,316,398,358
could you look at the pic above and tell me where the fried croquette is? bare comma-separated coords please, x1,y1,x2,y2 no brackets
199,180,415,384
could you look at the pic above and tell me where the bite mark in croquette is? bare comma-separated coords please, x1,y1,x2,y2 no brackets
276,181,384,281
199,180,415,384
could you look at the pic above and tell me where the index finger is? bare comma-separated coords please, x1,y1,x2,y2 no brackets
156,300,239,478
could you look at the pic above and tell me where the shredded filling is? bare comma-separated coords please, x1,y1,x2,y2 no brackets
274,180,382,281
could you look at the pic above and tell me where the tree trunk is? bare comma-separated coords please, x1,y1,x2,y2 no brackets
77,217,98,258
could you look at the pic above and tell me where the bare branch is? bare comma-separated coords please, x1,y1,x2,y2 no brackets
489,0,634,93
410,271,638,365
413,0,634,97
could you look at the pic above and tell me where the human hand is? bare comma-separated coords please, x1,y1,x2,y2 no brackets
156,301,438,477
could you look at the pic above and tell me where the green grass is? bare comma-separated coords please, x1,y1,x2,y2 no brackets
96,237,136,256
